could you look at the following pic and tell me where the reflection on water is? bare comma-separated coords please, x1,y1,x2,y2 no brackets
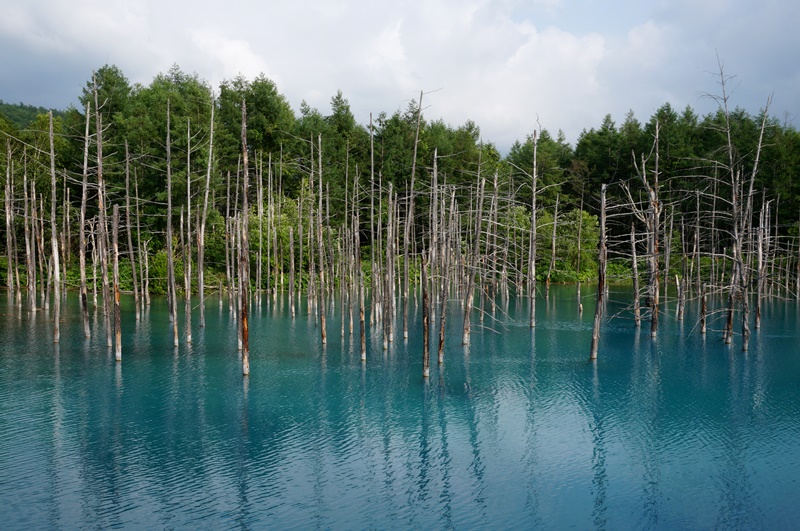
1,286,800,528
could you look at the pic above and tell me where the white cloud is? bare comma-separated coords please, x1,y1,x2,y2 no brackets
190,29,275,87
1,0,797,149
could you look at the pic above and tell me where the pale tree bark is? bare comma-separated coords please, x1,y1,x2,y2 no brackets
403,91,423,340
79,103,91,336
438,185,456,365
316,134,327,345
383,183,395,349
528,131,538,327
289,226,296,318
421,251,430,378
623,123,661,338
22,148,35,307
113,204,121,361
134,174,149,306
462,176,485,345
356,204,366,361
240,99,251,376
166,99,179,348
257,151,264,294
198,96,215,328
546,193,559,295
184,119,192,342
49,111,61,343
124,140,139,319
93,74,112,347
5,140,13,295
631,223,641,327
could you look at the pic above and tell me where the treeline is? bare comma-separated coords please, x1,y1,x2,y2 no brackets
1,63,799,300
0,100,65,130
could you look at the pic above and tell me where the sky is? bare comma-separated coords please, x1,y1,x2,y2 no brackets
1,0,797,152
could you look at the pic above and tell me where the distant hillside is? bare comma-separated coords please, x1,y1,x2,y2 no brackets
0,100,65,129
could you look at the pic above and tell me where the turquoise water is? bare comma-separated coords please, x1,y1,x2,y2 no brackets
1,287,799,529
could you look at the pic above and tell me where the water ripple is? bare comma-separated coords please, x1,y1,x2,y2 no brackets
2,291,800,528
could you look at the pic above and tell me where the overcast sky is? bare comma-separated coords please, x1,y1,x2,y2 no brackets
1,0,797,151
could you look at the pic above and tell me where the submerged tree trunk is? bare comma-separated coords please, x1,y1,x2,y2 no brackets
438,186,455,364
528,132,538,327
700,283,707,335
93,74,112,347
49,111,61,344
631,223,641,327
422,252,430,378
134,175,149,306
184,121,192,342
166,100,179,348
4,141,13,296
198,96,215,328
403,91,424,341
316,134,327,345
590,184,608,360
240,100,251,376
113,205,121,361
124,140,139,319
289,226,296,318
78,123,91,332
546,193,559,295
463,176,485,345
22,149,35,307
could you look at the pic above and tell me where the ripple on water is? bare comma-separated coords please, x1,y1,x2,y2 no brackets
2,290,800,528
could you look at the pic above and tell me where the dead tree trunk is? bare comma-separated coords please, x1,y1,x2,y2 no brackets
184,120,192,342
198,95,215,328
113,204,121,361
5,139,14,293
93,74,112,347
316,134,327,345
422,252,430,378
166,100,179,348
631,223,641,327
590,184,608,360
134,175,149,306
22,150,35,307
546,193,559,295
384,183,395,348
79,104,91,336
403,91,424,340
755,197,768,330
624,122,661,338
257,152,264,295
4,140,13,295
438,186,456,364
528,131,538,327
124,141,139,319
462,176,485,345
356,201,366,361
49,111,61,343
700,283,707,334
240,99,251,376
289,226,295,318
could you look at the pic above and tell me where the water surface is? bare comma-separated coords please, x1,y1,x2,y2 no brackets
1,287,799,529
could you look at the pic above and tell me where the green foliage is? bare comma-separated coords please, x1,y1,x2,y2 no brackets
0,100,64,129
3,61,798,301
535,208,599,282
606,259,632,281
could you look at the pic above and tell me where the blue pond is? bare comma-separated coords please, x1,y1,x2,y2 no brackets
1,287,799,529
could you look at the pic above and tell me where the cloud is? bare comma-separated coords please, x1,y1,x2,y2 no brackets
190,29,275,88
0,0,797,150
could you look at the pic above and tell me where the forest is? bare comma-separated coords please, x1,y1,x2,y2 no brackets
1,63,799,363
